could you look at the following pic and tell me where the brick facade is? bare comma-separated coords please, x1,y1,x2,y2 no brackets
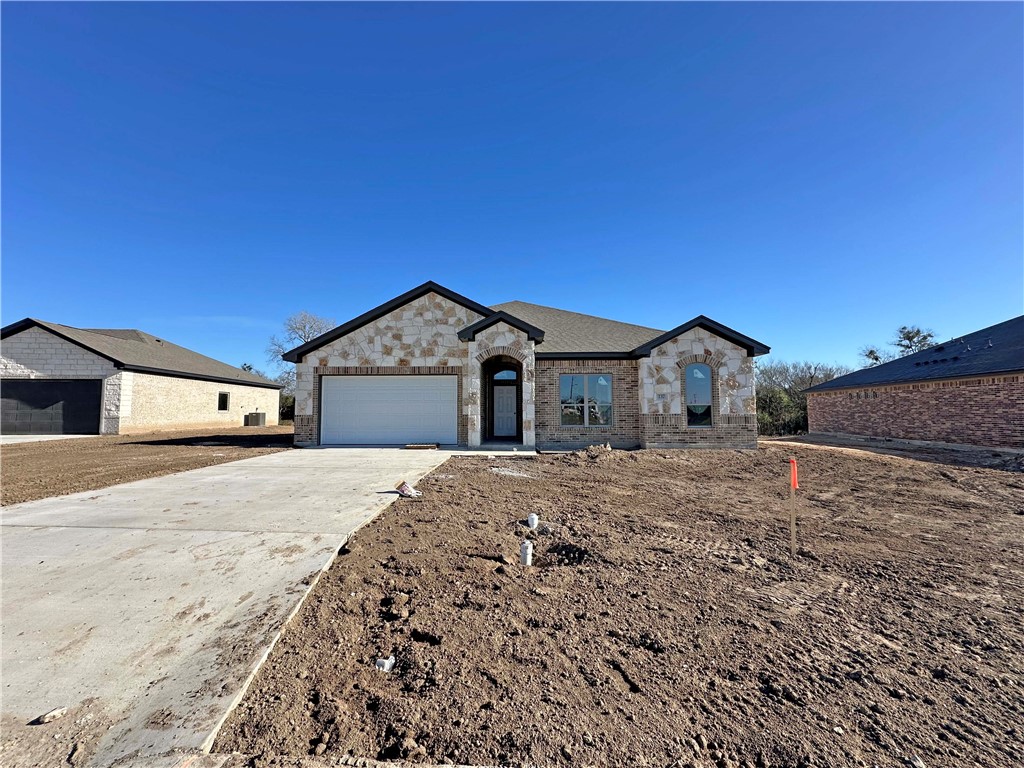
291,290,763,450
535,359,641,448
640,413,758,448
807,373,1024,449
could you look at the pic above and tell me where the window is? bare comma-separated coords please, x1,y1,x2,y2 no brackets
218,392,230,411
560,374,613,427
494,369,517,380
684,364,712,427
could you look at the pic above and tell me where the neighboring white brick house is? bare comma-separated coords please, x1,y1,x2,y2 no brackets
1,319,281,435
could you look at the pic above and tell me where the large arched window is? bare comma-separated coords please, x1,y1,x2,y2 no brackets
684,363,713,427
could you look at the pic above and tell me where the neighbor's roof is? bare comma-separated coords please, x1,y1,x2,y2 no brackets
1,318,282,389
283,281,770,361
805,315,1024,393
491,301,664,355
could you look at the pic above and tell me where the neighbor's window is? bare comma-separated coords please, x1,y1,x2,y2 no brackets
685,364,712,427
560,374,613,427
218,392,230,411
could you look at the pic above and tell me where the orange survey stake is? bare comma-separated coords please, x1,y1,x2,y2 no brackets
790,458,799,489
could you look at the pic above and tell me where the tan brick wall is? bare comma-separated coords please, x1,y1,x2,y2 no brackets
535,359,641,448
806,373,1024,449
121,373,280,433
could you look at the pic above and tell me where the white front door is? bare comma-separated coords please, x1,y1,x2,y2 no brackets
493,385,517,437
320,375,458,445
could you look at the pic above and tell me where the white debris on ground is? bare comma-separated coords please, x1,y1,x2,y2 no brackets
488,466,535,478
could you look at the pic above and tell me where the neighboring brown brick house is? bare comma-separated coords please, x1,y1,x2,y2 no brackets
284,281,770,449
806,315,1024,450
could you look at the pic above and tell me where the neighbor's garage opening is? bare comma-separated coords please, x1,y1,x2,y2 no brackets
0,379,103,435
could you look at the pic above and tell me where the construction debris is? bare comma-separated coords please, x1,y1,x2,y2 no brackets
395,481,422,498
33,707,67,725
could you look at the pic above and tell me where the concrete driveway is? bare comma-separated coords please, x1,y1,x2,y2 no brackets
0,448,451,768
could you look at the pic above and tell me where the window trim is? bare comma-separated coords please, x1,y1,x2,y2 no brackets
559,373,613,428
218,392,230,411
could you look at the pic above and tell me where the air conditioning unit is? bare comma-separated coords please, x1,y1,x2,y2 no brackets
244,412,266,427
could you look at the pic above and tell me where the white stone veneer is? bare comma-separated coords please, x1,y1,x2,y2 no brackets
640,328,755,416
294,293,537,447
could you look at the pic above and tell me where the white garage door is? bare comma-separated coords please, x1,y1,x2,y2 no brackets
320,375,458,445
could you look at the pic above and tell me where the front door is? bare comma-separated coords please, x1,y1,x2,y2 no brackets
493,385,517,437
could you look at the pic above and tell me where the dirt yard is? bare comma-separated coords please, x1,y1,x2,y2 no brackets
216,444,1024,768
0,425,293,505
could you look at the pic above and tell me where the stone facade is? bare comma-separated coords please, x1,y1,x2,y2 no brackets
641,328,754,415
2,326,279,434
292,291,762,450
635,328,757,448
294,293,538,447
807,373,1024,450
467,322,537,446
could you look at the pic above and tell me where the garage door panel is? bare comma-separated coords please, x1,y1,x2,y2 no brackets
320,375,457,445
1,379,103,435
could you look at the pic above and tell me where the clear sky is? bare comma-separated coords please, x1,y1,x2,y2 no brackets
3,2,1021,376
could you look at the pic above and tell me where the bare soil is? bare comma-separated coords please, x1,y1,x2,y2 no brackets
216,444,1024,768
0,426,293,505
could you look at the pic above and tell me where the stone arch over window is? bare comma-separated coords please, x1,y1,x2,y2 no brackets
475,345,527,364
677,353,722,426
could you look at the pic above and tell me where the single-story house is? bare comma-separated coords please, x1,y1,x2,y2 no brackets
806,315,1023,450
283,281,770,449
1,318,281,435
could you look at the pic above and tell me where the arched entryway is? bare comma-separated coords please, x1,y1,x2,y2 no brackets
481,355,523,442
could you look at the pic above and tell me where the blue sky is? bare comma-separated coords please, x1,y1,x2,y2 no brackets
3,2,1021,375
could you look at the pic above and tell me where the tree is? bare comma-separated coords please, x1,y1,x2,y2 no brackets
265,311,336,399
240,362,269,379
860,325,937,367
755,359,853,435
266,311,337,366
893,325,936,355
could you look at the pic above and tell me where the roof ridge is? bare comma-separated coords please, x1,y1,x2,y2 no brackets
493,300,664,333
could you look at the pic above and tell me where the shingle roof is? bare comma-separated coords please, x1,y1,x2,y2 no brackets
491,301,664,355
805,315,1024,393
281,281,770,361
1,319,281,389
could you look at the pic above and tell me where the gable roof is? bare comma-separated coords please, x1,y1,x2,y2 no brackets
491,301,664,355
631,315,771,357
805,315,1024,393
457,311,545,343
282,281,769,361
1,318,281,389
282,281,495,363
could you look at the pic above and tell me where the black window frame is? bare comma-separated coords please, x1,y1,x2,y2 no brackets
218,392,230,411
559,373,613,427
684,363,713,428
